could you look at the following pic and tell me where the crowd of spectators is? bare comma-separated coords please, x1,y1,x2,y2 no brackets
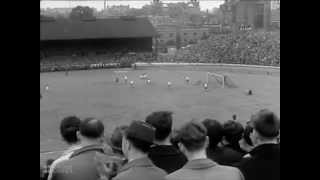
162,30,280,66
40,30,279,73
40,52,155,73
41,109,280,180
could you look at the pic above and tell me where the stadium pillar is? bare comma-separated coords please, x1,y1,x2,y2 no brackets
154,37,159,61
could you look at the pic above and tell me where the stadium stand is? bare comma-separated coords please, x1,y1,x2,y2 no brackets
40,17,157,72
41,29,279,72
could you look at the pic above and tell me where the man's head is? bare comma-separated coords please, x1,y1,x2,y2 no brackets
222,120,244,146
202,119,223,149
250,109,280,145
60,116,81,144
145,111,173,142
177,121,208,155
79,117,104,141
122,121,155,158
108,125,129,155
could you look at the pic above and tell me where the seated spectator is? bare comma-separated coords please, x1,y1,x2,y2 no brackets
201,119,225,164
48,116,82,180
236,109,280,180
146,111,187,173
217,120,246,166
113,120,167,180
166,121,244,180
51,118,110,180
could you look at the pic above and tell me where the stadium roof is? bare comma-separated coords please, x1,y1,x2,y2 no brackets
40,17,157,41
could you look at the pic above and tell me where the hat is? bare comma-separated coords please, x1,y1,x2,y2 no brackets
126,121,155,144
107,125,129,151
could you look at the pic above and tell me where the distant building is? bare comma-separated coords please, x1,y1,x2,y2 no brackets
234,0,271,29
156,24,210,49
221,0,272,30
271,0,280,28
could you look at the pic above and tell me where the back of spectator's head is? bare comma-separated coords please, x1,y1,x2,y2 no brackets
177,121,208,152
223,120,244,145
79,118,104,139
250,109,280,140
145,111,173,141
124,120,155,154
202,119,223,149
108,125,129,154
60,116,81,144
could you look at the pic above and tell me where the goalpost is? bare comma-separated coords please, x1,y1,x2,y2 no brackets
206,72,225,88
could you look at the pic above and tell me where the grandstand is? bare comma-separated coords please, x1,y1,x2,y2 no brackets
40,16,157,71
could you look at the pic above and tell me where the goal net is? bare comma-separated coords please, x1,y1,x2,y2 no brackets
206,72,237,88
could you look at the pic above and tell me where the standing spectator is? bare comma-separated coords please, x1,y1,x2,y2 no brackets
201,119,225,164
48,116,82,180
166,121,244,180
236,109,280,180
113,120,167,180
51,118,109,180
218,120,246,166
146,111,187,173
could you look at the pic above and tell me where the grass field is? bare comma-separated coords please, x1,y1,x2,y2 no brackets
40,66,280,161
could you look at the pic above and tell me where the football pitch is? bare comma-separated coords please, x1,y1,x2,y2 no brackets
40,66,280,157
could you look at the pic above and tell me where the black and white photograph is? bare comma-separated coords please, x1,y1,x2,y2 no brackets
40,0,280,180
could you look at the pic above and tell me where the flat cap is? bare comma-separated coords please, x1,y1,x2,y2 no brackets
126,120,155,144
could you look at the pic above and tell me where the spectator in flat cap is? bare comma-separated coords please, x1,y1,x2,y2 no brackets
202,119,225,164
98,125,129,179
48,116,82,180
166,121,244,180
236,109,280,180
108,125,129,156
51,118,111,180
113,120,167,180
146,111,187,173
217,120,246,166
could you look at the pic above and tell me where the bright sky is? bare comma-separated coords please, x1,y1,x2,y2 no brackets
40,0,225,12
